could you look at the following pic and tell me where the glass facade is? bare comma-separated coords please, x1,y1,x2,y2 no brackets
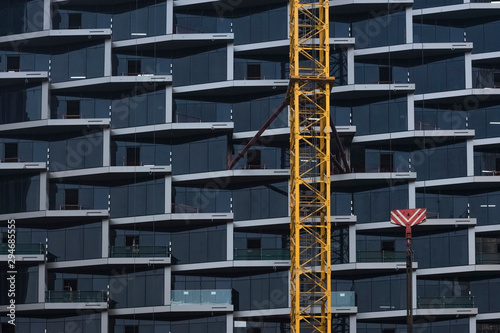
1,0,498,332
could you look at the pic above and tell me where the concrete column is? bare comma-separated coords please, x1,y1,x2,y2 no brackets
165,175,172,214
407,93,415,131
226,313,234,333
43,0,51,31
104,39,112,77
347,47,355,85
408,181,416,209
38,262,46,303
468,227,475,265
227,42,234,81
466,139,474,176
164,266,171,305
41,81,50,119
166,85,173,123
39,171,48,210
102,128,110,167
101,311,108,333
349,315,357,333
167,0,174,34
469,316,476,333
349,224,356,263
227,221,234,261
102,219,109,258
465,51,472,89
406,7,413,44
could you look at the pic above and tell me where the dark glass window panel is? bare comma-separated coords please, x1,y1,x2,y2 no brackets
68,13,82,29
379,66,393,83
66,100,80,118
4,142,18,162
127,59,141,76
6,56,20,72
64,189,79,209
126,147,140,166
247,64,261,79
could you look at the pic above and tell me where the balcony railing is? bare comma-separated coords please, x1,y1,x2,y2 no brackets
234,248,290,260
300,291,356,307
0,243,44,255
476,252,500,264
171,289,233,306
417,296,474,309
109,245,170,258
45,290,107,303
356,251,406,263
332,291,356,307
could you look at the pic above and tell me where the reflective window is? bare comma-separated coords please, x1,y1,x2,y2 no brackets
47,223,102,261
0,138,47,163
354,274,406,312
0,84,42,124
0,174,40,214
234,56,288,80
232,93,288,132
352,10,406,49
50,41,105,82
49,183,108,211
112,141,170,166
113,317,226,332
52,95,110,119
172,135,228,174
113,53,171,77
233,182,288,221
232,271,288,311
173,186,231,214
471,278,500,313
233,4,288,45
411,142,467,181
49,131,103,171
413,0,463,10
0,266,38,305
110,178,165,218
53,7,111,30
0,0,44,36
173,46,227,86
412,229,469,268
112,0,167,41
174,9,231,34
174,98,231,123
352,185,409,223
109,268,164,308
0,51,50,72
111,88,167,128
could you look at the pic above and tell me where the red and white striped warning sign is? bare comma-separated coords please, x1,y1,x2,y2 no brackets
390,208,426,227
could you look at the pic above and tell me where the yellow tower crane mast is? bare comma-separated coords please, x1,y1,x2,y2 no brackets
289,0,332,333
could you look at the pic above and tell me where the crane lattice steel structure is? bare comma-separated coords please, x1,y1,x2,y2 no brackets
289,1,332,333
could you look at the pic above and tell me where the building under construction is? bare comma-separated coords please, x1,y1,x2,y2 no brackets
1,0,500,332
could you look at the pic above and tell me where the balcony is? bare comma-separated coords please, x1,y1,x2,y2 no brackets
234,248,290,260
356,251,406,263
171,289,233,306
332,291,356,307
45,290,107,303
417,296,474,309
0,243,44,255
109,245,170,258
476,252,500,264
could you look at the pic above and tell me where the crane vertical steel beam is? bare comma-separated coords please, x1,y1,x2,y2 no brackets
289,1,332,333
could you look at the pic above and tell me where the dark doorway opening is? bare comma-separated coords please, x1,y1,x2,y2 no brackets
380,153,393,172
66,100,81,119
247,64,261,80
246,149,261,169
68,13,82,29
4,143,18,162
128,60,141,76
6,56,20,72
379,66,393,84
126,147,141,166
64,189,79,210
